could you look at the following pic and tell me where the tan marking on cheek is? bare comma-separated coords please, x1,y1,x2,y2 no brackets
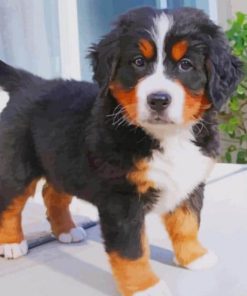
0,180,38,244
183,88,211,123
163,205,207,266
42,183,75,237
108,234,159,296
139,39,155,59
175,81,211,123
171,40,188,61
127,160,155,194
109,82,138,122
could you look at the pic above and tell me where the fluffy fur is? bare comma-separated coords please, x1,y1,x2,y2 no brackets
0,6,243,296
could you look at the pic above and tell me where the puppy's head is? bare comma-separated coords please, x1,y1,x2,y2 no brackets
89,7,243,132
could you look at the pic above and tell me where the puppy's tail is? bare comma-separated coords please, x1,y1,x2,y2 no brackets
0,60,21,90
0,59,42,92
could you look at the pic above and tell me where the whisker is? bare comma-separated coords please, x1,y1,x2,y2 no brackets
193,119,209,137
106,104,122,118
200,118,216,125
107,103,139,131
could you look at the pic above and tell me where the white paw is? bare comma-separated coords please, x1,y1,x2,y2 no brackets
133,280,172,296
0,240,28,259
174,250,218,270
58,226,86,243
186,250,218,270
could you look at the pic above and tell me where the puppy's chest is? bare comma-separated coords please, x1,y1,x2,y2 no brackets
146,134,214,213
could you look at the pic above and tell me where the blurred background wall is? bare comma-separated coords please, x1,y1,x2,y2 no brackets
1,0,245,80
217,0,247,29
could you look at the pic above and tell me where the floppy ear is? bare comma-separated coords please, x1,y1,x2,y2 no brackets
88,31,120,97
207,30,243,111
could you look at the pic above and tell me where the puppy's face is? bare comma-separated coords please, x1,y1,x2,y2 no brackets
90,7,242,132
109,14,210,128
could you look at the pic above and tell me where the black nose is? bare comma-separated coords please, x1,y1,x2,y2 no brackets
147,92,171,112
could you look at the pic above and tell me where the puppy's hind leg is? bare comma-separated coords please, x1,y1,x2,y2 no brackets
0,180,37,259
42,182,86,243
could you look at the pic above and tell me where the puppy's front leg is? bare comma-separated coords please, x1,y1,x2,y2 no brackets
163,184,218,270
99,201,172,296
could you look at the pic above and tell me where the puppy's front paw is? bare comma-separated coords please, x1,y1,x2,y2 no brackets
0,240,28,259
133,281,172,296
186,250,218,270
174,250,218,270
58,226,87,243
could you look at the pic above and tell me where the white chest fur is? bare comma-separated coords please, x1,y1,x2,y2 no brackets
147,127,214,214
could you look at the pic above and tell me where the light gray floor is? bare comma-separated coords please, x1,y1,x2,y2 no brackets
0,164,247,296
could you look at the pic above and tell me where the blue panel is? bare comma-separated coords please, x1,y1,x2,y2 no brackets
184,0,196,7
167,0,208,12
195,0,209,13
77,0,159,80
113,0,157,15
167,0,184,9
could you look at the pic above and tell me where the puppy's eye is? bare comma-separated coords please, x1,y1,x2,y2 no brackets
178,59,193,72
132,56,145,67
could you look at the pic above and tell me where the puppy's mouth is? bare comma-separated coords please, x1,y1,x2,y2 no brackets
145,111,174,125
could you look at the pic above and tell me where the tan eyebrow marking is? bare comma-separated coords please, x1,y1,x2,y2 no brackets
171,40,188,61
139,39,155,59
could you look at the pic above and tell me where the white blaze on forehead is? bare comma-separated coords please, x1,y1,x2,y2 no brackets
136,12,186,127
151,12,172,71
0,87,10,114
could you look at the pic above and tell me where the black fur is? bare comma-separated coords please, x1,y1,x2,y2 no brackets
0,7,242,262
0,64,159,258
193,109,221,158
185,183,205,225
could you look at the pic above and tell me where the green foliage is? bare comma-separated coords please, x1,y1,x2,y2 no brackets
220,12,247,163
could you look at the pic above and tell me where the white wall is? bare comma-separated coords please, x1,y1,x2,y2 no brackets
217,0,247,29
230,0,247,14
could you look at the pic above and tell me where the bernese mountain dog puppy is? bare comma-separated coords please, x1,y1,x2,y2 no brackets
0,6,243,296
